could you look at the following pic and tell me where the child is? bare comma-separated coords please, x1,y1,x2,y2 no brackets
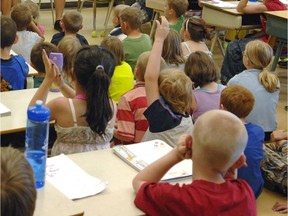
162,29,185,69
220,85,264,198
184,51,226,121
0,15,29,90
113,52,166,144
29,45,117,156
11,3,43,64
1,146,37,216
164,0,189,33
108,4,129,41
57,35,82,96
228,40,279,141
30,42,58,88
133,110,256,215
24,0,45,36
141,16,193,147
51,10,89,46
180,17,211,59
100,36,134,104
120,7,152,71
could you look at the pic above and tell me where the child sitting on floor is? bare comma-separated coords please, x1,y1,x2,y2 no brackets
120,7,152,71
184,51,225,121
108,4,129,40
141,16,193,147
133,110,256,215
220,85,264,198
51,10,89,46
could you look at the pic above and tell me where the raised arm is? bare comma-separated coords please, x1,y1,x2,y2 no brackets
132,134,192,193
144,16,170,106
236,0,267,13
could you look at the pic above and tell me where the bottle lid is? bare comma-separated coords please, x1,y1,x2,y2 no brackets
27,100,50,121
49,52,63,68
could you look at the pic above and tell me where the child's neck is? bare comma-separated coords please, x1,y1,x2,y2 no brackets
192,165,226,184
64,31,77,36
0,47,12,60
168,16,180,25
126,29,142,38
200,82,218,91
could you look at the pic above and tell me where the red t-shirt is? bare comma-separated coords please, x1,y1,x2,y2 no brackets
135,179,257,216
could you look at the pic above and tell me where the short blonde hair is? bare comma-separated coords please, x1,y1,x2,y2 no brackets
162,29,185,66
57,35,82,81
120,7,143,29
184,51,219,87
23,0,39,22
159,68,192,113
114,4,130,18
101,36,124,66
11,3,32,31
192,110,247,171
221,85,255,118
244,40,279,93
135,51,166,81
167,0,189,17
62,10,83,33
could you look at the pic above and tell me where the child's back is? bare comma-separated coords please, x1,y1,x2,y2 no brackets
221,85,264,198
120,7,152,70
11,3,43,63
185,51,225,121
0,15,29,90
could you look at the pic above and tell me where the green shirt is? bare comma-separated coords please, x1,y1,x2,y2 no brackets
169,15,185,33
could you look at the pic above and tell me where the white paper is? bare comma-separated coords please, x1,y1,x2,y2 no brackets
205,0,237,8
0,102,11,117
46,154,107,200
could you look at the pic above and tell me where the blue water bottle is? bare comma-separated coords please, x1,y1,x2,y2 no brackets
25,100,50,189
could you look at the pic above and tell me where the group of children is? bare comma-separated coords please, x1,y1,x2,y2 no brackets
1,0,287,215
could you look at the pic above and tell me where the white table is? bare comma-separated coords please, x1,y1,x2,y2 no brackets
0,88,62,134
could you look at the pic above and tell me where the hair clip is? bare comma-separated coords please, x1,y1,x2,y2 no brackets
96,65,104,70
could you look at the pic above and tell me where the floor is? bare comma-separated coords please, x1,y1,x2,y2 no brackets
39,5,287,130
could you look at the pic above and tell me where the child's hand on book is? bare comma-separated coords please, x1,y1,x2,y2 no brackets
174,134,192,160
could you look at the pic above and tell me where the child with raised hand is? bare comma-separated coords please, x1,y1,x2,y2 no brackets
133,110,257,215
29,45,116,156
51,10,89,46
220,85,264,198
228,40,279,141
184,51,226,121
164,0,189,33
100,36,134,104
180,16,211,59
141,16,193,147
161,29,185,69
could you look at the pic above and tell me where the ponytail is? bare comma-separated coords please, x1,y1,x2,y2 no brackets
85,65,113,135
259,69,279,93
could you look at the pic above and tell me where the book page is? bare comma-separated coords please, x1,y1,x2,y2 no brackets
204,0,238,8
113,140,193,181
0,102,11,117
46,154,107,200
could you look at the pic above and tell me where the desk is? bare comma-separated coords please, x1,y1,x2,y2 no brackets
201,1,261,56
146,0,165,37
264,11,288,71
0,88,62,134
10,50,38,77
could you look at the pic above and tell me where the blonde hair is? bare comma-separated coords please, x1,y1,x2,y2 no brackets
192,110,247,171
135,51,166,81
244,40,279,93
120,7,143,29
113,4,130,18
184,51,219,87
101,36,124,66
57,35,82,82
159,68,192,113
167,0,189,17
62,10,83,33
11,3,32,31
162,29,185,65
24,0,39,23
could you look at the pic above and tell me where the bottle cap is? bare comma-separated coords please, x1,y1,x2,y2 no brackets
49,52,63,69
27,100,50,121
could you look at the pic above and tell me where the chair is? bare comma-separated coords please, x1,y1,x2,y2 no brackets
38,0,55,24
77,0,115,37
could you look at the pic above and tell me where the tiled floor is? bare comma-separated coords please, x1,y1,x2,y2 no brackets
39,6,287,130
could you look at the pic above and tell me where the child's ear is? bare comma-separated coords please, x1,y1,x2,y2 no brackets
60,20,64,29
231,154,247,170
185,134,192,150
13,34,19,45
220,104,226,110
79,24,83,30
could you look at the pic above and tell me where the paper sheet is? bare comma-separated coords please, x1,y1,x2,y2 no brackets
0,102,11,117
46,154,107,200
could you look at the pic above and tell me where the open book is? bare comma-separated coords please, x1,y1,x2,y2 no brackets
204,0,238,8
113,140,193,181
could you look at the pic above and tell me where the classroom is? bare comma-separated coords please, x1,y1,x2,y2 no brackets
0,0,287,215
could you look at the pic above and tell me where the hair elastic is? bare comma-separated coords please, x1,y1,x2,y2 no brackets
96,65,104,70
